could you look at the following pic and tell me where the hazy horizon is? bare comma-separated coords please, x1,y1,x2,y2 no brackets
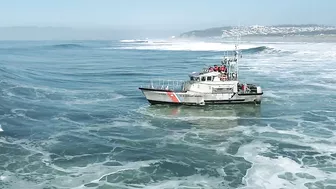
0,26,185,40
0,0,335,40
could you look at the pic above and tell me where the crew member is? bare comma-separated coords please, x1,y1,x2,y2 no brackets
214,65,218,72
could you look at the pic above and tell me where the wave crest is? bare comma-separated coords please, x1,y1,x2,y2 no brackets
117,40,271,53
242,46,267,53
120,39,149,43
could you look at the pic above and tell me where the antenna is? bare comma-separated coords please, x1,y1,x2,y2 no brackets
234,25,241,81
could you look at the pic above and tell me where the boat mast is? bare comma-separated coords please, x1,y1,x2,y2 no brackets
220,27,241,81
235,30,241,81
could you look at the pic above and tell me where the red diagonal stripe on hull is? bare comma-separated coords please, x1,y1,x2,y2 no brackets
167,92,179,103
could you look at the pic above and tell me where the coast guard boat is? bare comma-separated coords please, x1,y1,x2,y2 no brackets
139,44,263,106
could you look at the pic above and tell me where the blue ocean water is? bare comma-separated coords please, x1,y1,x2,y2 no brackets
0,39,336,189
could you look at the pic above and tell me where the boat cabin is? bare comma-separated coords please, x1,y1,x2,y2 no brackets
189,69,237,82
184,71,239,94
189,72,223,82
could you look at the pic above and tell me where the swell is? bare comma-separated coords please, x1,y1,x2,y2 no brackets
0,66,29,81
47,43,87,49
0,64,149,95
0,43,89,51
17,67,163,81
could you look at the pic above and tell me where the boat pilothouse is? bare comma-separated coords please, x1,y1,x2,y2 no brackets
139,43,263,106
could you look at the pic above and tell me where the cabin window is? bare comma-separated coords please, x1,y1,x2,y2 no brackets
201,77,206,81
190,77,194,81
207,76,212,81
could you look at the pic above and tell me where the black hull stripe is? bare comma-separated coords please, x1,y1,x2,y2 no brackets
148,100,196,106
238,93,263,96
148,100,260,105
139,87,174,92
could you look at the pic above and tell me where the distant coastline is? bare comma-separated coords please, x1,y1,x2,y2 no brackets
1,24,336,41
179,24,336,39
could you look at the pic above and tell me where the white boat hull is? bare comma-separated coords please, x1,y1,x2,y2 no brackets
139,88,262,105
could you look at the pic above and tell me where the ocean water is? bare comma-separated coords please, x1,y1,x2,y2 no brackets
0,38,336,189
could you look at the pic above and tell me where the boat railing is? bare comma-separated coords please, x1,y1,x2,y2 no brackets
145,79,186,91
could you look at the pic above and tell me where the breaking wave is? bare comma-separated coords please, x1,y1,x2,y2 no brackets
116,40,273,53
120,39,149,43
242,46,268,53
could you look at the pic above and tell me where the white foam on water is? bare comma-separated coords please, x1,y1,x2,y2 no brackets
66,160,159,188
1,117,235,189
0,171,40,189
138,174,225,189
227,120,336,188
1,132,164,188
249,42,336,63
51,116,84,126
64,158,231,189
237,141,334,189
243,123,336,155
266,42,336,57
0,124,3,132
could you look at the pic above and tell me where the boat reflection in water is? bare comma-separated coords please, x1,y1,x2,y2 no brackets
141,104,262,129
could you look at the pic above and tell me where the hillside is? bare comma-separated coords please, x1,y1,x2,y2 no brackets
179,24,336,38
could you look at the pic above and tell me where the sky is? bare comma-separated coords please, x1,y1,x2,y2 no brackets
0,0,334,29
0,0,335,40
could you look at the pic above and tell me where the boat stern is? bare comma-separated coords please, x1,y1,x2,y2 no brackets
254,86,263,104
255,86,263,104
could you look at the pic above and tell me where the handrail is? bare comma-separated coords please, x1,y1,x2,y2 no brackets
147,79,186,91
